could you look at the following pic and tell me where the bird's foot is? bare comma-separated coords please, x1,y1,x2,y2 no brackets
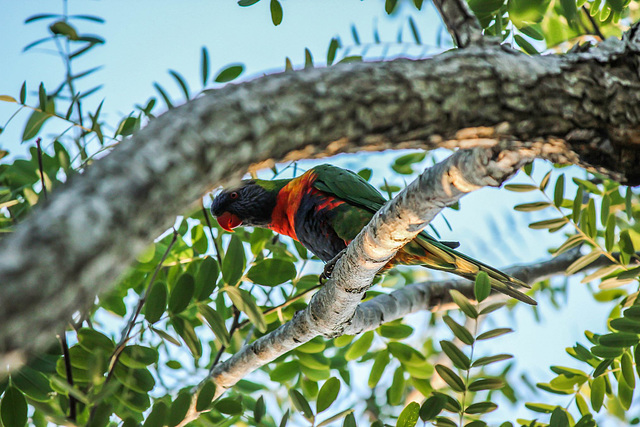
319,249,348,284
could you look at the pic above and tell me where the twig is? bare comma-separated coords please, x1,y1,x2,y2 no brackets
57,333,76,422
210,308,241,369
582,6,605,40
432,0,485,48
201,202,223,266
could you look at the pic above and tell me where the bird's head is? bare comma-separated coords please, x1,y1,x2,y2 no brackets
210,180,279,232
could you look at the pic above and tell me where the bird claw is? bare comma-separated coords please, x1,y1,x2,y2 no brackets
319,249,348,284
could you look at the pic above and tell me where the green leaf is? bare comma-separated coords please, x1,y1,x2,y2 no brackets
590,345,623,358
317,377,340,413
479,302,506,315
169,70,190,100
215,397,243,415
13,366,53,402
528,217,568,230
573,186,583,222
555,234,584,256
195,256,219,300
605,215,616,252
168,274,195,314
327,37,339,65
549,407,570,427
305,48,314,69
619,230,635,255
504,183,538,192
525,402,557,413
22,110,51,141
449,290,478,318
443,315,474,345
477,328,513,341
0,95,16,103
625,187,633,220
465,402,498,414
145,281,167,323
440,340,471,370
143,402,168,427
343,412,356,427
171,317,202,359
554,174,565,206
514,34,539,54
468,378,504,391
345,331,374,361
19,82,26,104
619,373,634,410
368,350,389,388
419,394,447,421
397,401,420,427
270,0,283,26
49,20,79,39
387,342,426,367
198,303,230,346
521,25,545,41
114,365,156,393
222,235,245,286
565,250,600,275
200,47,210,87
513,201,551,212
598,332,639,347
378,323,413,339
238,0,261,5
270,361,300,383
153,82,173,109
1,386,27,427
247,258,297,286
388,367,405,405
610,317,640,333
214,64,245,83
119,345,159,368
196,381,216,412
474,271,491,302
385,0,398,14
255,395,266,422
225,286,267,332
624,306,640,321
408,17,421,45
77,328,114,353
621,351,635,389
289,389,314,421
472,354,513,367
435,365,465,392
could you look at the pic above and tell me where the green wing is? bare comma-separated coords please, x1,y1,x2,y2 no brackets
311,164,387,211
311,164,535,305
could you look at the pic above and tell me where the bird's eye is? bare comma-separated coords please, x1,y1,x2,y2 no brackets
229,191,239,200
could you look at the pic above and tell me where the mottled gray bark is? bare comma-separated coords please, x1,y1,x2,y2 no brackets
1,21,639,369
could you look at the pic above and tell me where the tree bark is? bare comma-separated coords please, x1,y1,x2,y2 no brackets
1,20,639,368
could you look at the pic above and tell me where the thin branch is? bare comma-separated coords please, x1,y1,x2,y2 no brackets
582,6,605,41
101,229,178,387
176,147,535,425
201,202,223,266
57,333,76,422
432,0,486,48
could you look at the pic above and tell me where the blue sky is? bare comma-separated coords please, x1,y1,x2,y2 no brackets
0,1,622,425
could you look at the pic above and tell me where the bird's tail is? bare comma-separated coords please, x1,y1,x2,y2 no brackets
405,233,536,305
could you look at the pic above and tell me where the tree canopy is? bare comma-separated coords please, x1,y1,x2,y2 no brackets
0,1,639,426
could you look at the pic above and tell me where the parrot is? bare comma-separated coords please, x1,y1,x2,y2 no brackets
210,164,535,305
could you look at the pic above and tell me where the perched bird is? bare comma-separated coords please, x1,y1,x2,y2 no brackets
211,164,535,305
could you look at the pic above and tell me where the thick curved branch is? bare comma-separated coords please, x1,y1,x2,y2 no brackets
432,0,486,48
1,24,640,368
344,248,630,334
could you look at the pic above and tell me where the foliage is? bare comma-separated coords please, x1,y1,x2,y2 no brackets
0,1,639,427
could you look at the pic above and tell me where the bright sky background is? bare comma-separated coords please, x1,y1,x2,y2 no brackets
0,1,622,425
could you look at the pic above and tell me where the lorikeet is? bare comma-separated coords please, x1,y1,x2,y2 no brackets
211,164,535,305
